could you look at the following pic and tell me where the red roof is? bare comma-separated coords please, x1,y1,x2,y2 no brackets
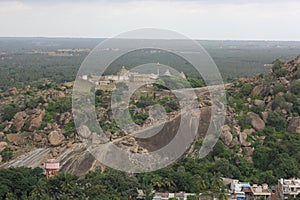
44,159,60,169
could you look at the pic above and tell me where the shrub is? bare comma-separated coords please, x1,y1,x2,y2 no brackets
187,77,205,88
133,113,149,125
273,83,286,94
238,114,252,130
266,111,287,131
284,92,297,103
0,147,13,162
290,80,300,95
272,59,282,72
274,68,287,77
240,84,252,96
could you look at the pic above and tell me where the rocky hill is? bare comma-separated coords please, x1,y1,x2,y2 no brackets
0,55,300,179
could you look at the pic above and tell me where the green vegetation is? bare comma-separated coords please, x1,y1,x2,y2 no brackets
0,147,13,162
290,80,300,95
0,104,19,122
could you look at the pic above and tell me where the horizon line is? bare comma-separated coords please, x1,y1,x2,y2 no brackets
1,36,300,42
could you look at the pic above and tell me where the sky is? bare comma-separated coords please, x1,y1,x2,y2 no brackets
0,0,300,40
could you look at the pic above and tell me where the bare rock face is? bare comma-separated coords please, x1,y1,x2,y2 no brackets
198,106,212,137
48,130,65,146
251,85,264,96
6,134,24,146
0,141,8,152
248,112,265,131
287,117,300,133
12,111,28,132
220,125,233,146
0,155,2,163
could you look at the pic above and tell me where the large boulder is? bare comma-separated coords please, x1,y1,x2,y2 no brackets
78,125,91,139
4,87,18,96
12,111,28,132
6,134,24,146
25,109,45,131
254,99,264,106
32,133,43,142
251,85,264,96
287,117,300,133
239,132,251,147
248,112,265,131
220,125,233,146
0,141,8,152
48,131,65,146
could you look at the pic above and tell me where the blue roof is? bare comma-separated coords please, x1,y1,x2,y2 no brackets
240,183,251,188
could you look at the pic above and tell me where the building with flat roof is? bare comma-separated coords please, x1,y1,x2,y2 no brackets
278,178,300,199
250,184,271,200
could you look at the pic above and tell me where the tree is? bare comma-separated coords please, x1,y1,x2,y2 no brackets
47,173,85,199
253,146,274,171
1,104,18,122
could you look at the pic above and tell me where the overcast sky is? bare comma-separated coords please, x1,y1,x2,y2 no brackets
0,0,300,40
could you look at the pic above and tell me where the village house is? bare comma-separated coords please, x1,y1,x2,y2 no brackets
230,179,251,200
250,184,271,200
277,178,300,199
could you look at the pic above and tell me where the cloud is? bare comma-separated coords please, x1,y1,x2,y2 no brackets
0,0,299,40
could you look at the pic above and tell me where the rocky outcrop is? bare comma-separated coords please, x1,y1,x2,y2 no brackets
0,142,8,152
12,109,45,132
56,112,72,125
12,112,28,132
254,99,264,106
6,134,24,146
25,109,45,131
251,85,264,96
239,132,251,147
220,125,233,146
287,117,300,133
32,133,42,142
4,87,18,96
48,130,65,146
248,112,265,131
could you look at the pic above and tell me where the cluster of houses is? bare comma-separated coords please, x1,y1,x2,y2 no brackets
43,160,300,200
229,178,300,200
136,190,196,200
134,178,300,200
